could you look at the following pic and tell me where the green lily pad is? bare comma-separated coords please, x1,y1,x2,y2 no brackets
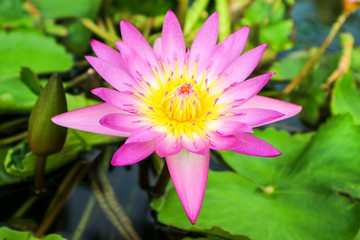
0,226,66,240
0,29,73,81
153,115,360,240
331,73,360,125
0,77,38,112
30,0,101,18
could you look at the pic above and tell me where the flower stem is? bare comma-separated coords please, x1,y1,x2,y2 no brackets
281,10,350,96
34,155,47,194
152,161,170,197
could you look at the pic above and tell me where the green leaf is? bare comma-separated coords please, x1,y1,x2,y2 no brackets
20,67,42,96
239,0,292,52
153,115,360,240
0,30,73,81
291,115,360,194
184,0,210,35
30,0,101,18
220,128,313,185
259,20,293,52
240,0,286,26
0,77,38,112
0,226,66,239
215,0,231,41
331,73,360,124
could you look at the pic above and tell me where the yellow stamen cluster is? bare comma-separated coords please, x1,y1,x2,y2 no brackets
138,59,223,138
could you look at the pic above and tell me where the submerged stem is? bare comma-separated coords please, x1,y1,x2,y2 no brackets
10,195,37,220
90,156,141,240
0,131,27,146
72,196,96,240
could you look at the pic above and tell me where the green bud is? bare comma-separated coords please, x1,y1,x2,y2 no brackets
28,74,67,156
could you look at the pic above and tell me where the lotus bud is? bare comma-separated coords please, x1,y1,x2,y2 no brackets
28,74,67,156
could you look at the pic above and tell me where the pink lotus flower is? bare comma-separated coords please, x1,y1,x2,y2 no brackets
52,10,301,224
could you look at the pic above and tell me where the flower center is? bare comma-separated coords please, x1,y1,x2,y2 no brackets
162,83,202,122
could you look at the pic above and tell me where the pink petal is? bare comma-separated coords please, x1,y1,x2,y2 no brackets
120,20,159,68
198,34,235,82
230,108,284,127
217,73,275,104
228,26,249,62
90,39,125,68
238,95,302,123
112,141,154,166
207,133,238,151
153,37,162,59
218,44,268,89
99,113,143,132
85,56,140,92
91,87,143,111
230,133,281,157
166,148,210,224
51,103,129,137
116,41,156,86
188,12,219,74
125,126,161,143
154,134,181,157
162,10,186,71
181,134,209,154
206,120,253,136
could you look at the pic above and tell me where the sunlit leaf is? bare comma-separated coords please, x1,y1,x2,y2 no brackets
0,30,73,81
0,77,38,112
31,0,101,18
